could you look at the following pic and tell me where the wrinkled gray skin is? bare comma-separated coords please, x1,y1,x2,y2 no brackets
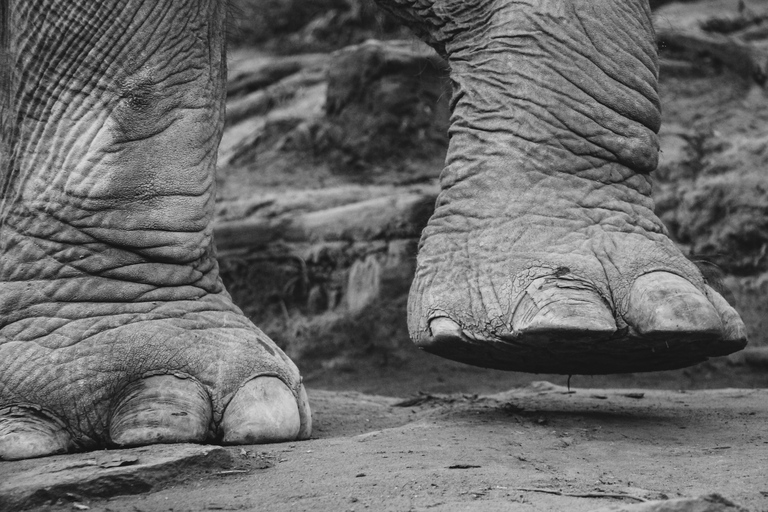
0,0,747,460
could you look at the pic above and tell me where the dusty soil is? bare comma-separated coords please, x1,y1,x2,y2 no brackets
5,380,766,511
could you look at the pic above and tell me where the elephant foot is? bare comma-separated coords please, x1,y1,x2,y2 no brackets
397,0,748,374
0,0,312,461
0,295,312,460
408,177,747,375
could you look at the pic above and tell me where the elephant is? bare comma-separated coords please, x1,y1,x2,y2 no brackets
0,0,748,461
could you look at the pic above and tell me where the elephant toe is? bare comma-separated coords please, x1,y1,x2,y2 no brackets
109,375,211,447
623,272,747,362
420,280,618,372
221,377,310,445
424,316,464,346
626,272,722,337
0,407,73,460
704,284,748,350
511,277,617,337
418,316,487,362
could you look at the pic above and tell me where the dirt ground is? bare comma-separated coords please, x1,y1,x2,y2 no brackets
2,352,767,511
4,365,766,511
115,383,768,512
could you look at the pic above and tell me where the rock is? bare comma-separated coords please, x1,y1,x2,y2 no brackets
227,53,330,99
346,255,382,313
0,444,233,511
323,39,450,169
653,84,768,279
723,273,768,346
214,185,437,252
673,170,768,274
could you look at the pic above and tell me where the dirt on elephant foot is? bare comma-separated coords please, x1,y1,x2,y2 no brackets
2,379,765,511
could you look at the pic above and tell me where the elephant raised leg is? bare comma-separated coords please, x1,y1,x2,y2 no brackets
374,0,747,373
0,1,309,460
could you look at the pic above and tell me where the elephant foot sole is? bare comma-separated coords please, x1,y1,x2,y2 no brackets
423,316,744,375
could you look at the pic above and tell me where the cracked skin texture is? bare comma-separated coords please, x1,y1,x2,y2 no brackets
0,0,747,460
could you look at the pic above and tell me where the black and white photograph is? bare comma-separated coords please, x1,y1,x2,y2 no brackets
1,1,767,510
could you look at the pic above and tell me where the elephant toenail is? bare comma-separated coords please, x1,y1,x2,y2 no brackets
511,277,616,336
626,272,722,336
221,377,303,444
109,375,211,447
420,317,471,353
428,317,463,340
296,383,312,440
0,407,73,460
703,285,748,352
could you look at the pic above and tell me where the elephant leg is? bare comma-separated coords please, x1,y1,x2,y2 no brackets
375,0,747,373
0,1,310,460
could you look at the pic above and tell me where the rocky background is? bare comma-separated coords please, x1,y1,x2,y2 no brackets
214,0,768,374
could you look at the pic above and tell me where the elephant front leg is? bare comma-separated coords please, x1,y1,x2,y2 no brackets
0,1,309,460
376,0,747,373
